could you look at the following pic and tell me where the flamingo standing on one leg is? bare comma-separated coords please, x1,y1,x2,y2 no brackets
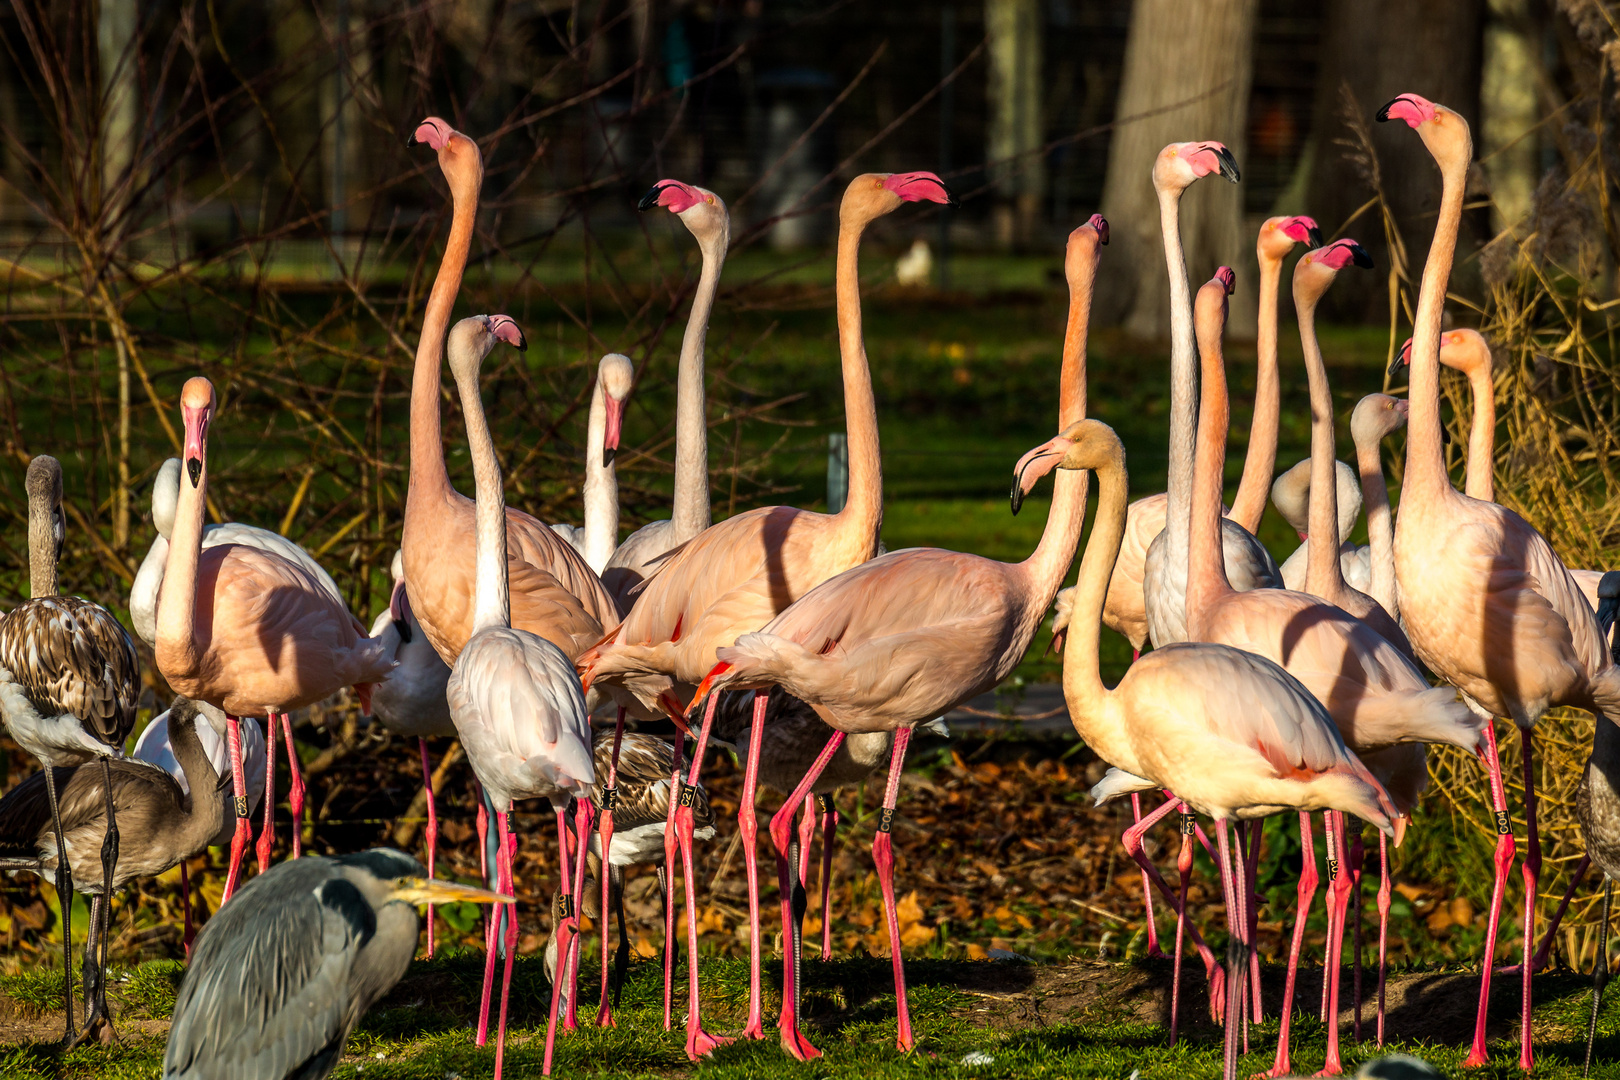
401,118,619,670
1042,417,1396,1080
579,170,955,1058
367,550,456,956
1181,264,1483,1075
1378,91,1620,1071
132,456,351,864
0,455,140,1044
442,310,596,1080
598,180,730,603
154,379,396,904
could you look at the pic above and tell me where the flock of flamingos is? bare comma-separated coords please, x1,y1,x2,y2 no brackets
0,90,1614,1080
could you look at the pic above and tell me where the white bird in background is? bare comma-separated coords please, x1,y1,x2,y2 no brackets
1271,457,1371,595
552,354,635,585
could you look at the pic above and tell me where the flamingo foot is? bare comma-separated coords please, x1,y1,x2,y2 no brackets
739,1017,766,1041
685,1025,731,1060
779,1024,823,1061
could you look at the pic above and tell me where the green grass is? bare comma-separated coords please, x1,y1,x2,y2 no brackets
5,952,1620,1078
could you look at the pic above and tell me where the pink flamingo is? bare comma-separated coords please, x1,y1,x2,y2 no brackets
367,550,455,956
1182,264,1482,1075
154,378,395,903
1348,393,1409,624
598,181,730,603
1037,416,1394,1080
1380,92,1620,1069
402,118,618,668
442,309,596,1080
579,172,953,1058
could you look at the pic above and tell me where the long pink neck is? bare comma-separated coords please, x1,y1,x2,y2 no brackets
1298,284,1346,597
1058,240,1099,429
158,441,206,675
408,160,481,510
1021,466,1090,621
832,200,883,539
1354,426,1398,618
672,219,728,539
1062,438,1129,708
1230,252,1283,533
1159,185,1198,566
1403,147,1468,498
1465,362,1495,500
1186,304,1232,625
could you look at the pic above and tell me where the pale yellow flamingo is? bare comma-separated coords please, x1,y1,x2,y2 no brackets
154,378,395,903
1380,92,1620,1069
401,118,618,668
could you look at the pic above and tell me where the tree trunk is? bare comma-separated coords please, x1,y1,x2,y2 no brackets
98,0,138,551
985,0,1044,249
1304,0,1486,321
1098,0,1260,340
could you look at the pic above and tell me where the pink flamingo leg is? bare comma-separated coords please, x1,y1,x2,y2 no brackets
1317,811,1352,1077
1465,719,1516,1069
417,738,438,958
770,729,849,1062
1377,830,1391,1046
1242,818,1265,1025
543,805,574,1076
872,727,917,1052
1517,726,1539,1072
797,793,816,899
597,709,625,1027
563,798,594,1032
1170,804,1195,1047
1502,854,1588,976
1269,812,1319,1078
222,716,252,903
818,793,839,959
281,714,305,859
1122,796,1227,1022
475,795,497,1047
1350,830,1365,1042
257,712,277,874
661,731,684,1030
674,693,730,1059
737,690,768,1040
1132,792,1167,959
1215,819,1246,1080
495,811,521,1080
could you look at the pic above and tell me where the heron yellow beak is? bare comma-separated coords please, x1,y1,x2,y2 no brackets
390,877,512,906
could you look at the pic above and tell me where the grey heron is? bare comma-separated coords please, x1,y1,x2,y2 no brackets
0,695,219,1042
0,454,141,1042
163,848,507,1080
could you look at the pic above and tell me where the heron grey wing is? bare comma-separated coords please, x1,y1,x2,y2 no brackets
165,865,368,1080
0,598,140,748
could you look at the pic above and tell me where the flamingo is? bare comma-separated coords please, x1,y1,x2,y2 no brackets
1138,145,1281,649
552,354,634,585
0,695,221,1042
1038,416,1394,1080
1181,263,1482,1074
0,454,140,1042
1394,329,1610,611
1349,394,1409,622
132,697,266,952
154,377,395,904
133,456,353,866
598,180,731,602
1271,458,1371,595
688,292,1120,1055
442,308,596,1080
1380,93,1620,1070
401,118,619,668
366,549,455,957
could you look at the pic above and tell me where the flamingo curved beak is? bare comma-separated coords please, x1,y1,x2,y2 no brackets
638,180,704,214
182,404,211,488
409,117,452,150
1011,435,1076,515
602,395,624,465
1389,338,1414,377
1376,94,1435,129
389,581,413,644
882,171,958,206
488,315,527,351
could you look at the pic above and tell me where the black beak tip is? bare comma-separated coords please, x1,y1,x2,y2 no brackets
395,619,412,645
1307,226,1325,248
637,184,668,212
943,184,961,208
1010,485,1024,516
602,447,617,468
1352,244,1375,269
515,332,528,352
186,457,202,488
406,133,418,147
1387,356,1409,377
1375,98,1399,123
1218,148,1241,184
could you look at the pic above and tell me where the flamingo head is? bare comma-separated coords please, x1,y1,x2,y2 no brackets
1064,214,1108,284
389,580,413,644
181,376,215,489
1351,392,1410,447
1294,238,1373,301
448,315,526,383
638,179,728,243
1438,329,1491,377
1075,213,1109,246
1259,214,1322,260
1011,423,1084,514
1194,269,1234,351
408,116,452,150
408,116,481,173
597,353,635,461
1154,141,1240,193
1214,266,1237,295
1376,93,1471,166
880,171,957,205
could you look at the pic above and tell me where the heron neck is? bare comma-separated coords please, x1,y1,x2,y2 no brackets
1230,252,1283,533
170,709,225,852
